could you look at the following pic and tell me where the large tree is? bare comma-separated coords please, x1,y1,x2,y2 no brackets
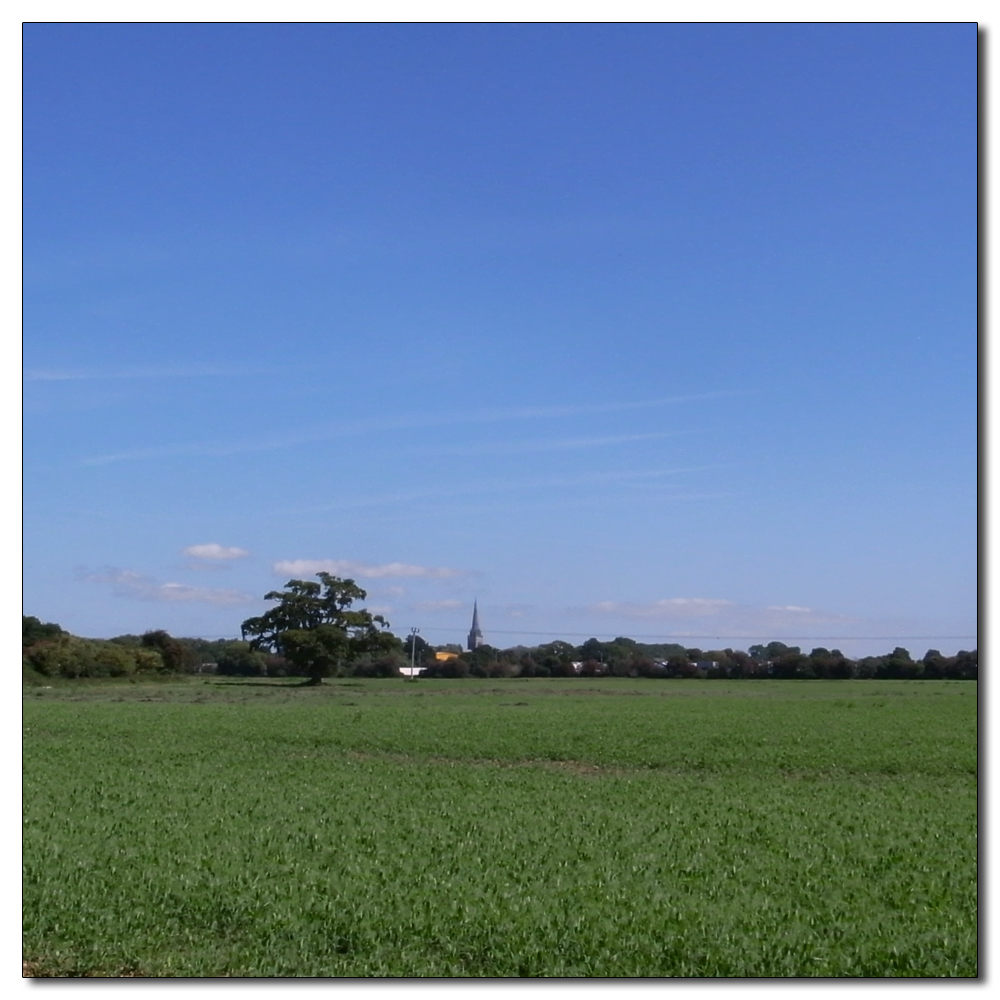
141,630,199,674
241,573,394,684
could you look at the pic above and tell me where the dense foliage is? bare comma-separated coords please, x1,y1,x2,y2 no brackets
240,574,398,684
22,632,165,679
23,678,977,977
23,608,979,680
415,637,977,681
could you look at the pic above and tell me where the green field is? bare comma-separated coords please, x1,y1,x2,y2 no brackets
22,677,978,977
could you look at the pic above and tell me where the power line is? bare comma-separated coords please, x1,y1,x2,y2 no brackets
171,631,977,642
395,628,977,642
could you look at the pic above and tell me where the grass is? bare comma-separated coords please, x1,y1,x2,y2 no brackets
23,677,978,977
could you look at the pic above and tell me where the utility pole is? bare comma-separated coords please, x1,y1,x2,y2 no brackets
409,627,419,681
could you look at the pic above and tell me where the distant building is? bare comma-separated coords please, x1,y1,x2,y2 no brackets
434,651,459,662
467,601,484,651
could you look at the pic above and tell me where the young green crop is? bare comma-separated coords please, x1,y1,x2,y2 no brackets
23,678,977,977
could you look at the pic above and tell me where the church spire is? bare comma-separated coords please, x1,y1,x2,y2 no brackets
467,600,484,651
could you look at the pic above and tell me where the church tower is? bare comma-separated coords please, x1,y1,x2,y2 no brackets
467,601,484,651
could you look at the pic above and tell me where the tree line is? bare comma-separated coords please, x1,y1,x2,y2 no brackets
413,636,977,681
23,573,977,683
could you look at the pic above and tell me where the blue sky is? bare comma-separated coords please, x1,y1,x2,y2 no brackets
23,23,977,656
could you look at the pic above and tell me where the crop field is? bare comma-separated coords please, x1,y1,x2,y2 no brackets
22,677,977,977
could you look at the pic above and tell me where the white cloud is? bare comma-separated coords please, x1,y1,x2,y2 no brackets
592,598,736,619
586,596,856,637
412,599,464,611
80,567,256,606
182,543,250,561
273,559,463,580
151,583,255,605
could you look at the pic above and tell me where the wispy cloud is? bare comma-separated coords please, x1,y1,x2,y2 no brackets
502,604,536,619
26,365,272,382
182,543,250,561
282,466,729,516
404,430,693,458
586,597,856,637
76,392,744,466
79,567,257,606
79,442,260,466
592,598,736,619
412,599,464,611
273,559,464,580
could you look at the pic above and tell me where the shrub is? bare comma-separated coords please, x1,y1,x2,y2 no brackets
214,642,268,677
24,637,163,679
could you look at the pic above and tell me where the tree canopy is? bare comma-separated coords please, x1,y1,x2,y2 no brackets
240,573,394,684
22,615,65,647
